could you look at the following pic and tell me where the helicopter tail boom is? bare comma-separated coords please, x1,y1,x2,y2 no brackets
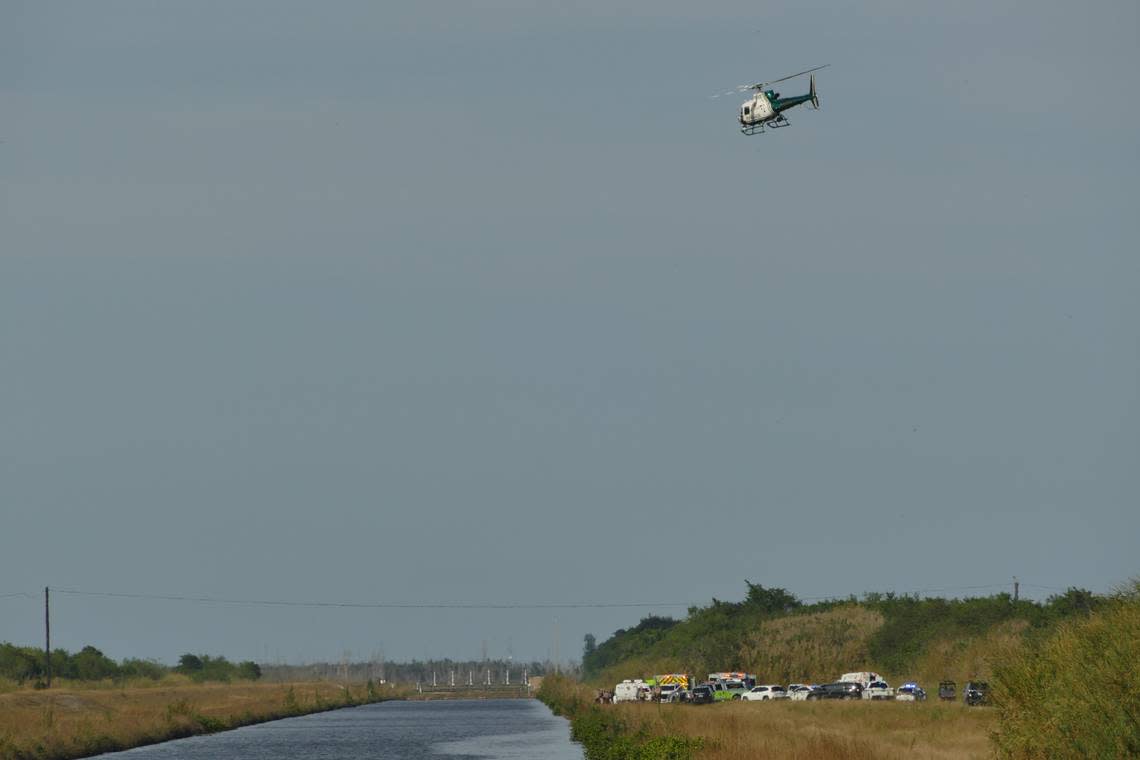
810,74,819,109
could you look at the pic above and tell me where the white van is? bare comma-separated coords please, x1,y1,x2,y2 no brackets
839,672,883,688
613,679,646,703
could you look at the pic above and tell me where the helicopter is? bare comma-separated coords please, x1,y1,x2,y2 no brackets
730,64,829,135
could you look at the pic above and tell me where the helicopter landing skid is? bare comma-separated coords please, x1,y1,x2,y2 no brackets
740,114,791,135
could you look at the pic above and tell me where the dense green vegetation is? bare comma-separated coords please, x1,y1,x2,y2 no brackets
582,581,1103,681
175,653,262,682
992,582,1140,758
0,643,261,686
538,674,702,760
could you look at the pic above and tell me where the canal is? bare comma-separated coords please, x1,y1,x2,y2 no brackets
100,699,583,759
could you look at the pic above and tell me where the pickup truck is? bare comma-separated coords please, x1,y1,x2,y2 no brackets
711,679,748,701
862,680,895,700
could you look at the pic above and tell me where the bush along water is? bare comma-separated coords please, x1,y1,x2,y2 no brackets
537,674,702,760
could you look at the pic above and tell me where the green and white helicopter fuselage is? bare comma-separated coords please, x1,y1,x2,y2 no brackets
736,66,826,135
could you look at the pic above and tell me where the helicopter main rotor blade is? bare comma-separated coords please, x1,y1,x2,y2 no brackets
710,65,828,98
709,85,753,99
757,63,830,89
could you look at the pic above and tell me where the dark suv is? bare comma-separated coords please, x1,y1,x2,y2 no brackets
806,682,863,700
689,684,715,704
963,681,989,706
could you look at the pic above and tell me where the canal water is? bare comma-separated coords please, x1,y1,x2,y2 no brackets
100,699,584,759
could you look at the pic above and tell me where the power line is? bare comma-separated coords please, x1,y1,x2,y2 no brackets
0,591,34,599
51,588,695,610
48,581,1057,611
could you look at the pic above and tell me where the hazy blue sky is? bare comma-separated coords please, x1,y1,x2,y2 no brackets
2,1,1137,666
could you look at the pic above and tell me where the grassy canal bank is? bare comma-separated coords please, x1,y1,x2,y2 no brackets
0,678,410,760
538,674,994,760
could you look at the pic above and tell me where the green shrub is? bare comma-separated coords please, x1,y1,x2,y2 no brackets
192,713,226,733
539,675,700,760
992,582,1140,758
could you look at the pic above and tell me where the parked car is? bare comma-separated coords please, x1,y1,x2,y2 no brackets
862,680,895,700
742,684,788,701
806,682,863,700
963,681,989,706
938,680,956,701
788,684,817,701
689,684,715,704
658,683,685,703
895,682,927,702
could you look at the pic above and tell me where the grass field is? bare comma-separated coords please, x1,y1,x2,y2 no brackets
0,678,405,760
614,700,996,760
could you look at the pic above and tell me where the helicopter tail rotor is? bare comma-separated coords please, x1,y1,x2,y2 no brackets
810,74,819,109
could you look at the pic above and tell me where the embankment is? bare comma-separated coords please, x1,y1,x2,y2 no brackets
0,680,407,760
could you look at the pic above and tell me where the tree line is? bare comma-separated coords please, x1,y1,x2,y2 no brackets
581,581,1105,678
0,643,261,686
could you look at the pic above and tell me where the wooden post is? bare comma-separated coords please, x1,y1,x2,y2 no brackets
44,586,51,688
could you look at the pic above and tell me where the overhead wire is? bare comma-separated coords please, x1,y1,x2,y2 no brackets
1021,583,1071,592
51,588,694,610
45,581,1061,611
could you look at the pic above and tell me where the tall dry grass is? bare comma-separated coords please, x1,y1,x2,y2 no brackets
738,605,885,683
912,619,1028,688
991,585,1140,758
0,680,406,760
643,701,995,760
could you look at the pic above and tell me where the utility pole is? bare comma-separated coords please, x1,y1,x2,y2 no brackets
1013,576,1019,603
44,586,51,689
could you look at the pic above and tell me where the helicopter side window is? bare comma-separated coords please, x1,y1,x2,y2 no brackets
743,106,750,115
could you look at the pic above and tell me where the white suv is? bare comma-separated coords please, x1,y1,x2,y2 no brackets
743,684,788,701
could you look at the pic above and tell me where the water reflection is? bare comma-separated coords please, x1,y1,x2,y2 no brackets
102,699,582,759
